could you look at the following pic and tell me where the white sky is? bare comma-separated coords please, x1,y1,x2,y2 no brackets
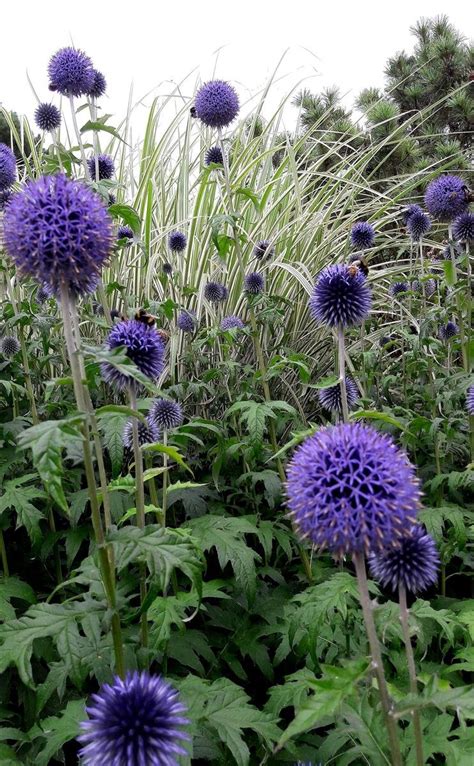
1,0,472,135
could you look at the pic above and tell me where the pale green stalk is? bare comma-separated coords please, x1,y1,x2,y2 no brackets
398,585,424,766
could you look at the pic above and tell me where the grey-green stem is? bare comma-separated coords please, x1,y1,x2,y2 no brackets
337,325,349,424
69,96,90,180
399,585,424,766
129,386,149,649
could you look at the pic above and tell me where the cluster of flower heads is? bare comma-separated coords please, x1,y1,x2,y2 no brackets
48,47,105,100
310,264,372,328
0,144,16,192
87,154,115,181
168,231,187,253
350,221,375,250
410,278,436,299
34,103,61,132
318,377,359,414
194,80,239,129
220,315,245,331
101,319,165,391
204,281,228,303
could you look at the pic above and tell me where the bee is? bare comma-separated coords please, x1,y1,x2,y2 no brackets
134,308,157,327
190,106,197,118
463,184,474,204
347,257,369,278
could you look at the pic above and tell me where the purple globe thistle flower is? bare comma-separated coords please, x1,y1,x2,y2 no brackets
453,212,474,243
123,417,160,448
78,671,189,766
36,284,53,303
286,422,421,557
424,175,469,221
48,47,94,97
177,309,197,333
350,221,375,250
150,398,183,430
3,174,113,297
467,387,474,416
410,278,436,298
194,80,239,129
204,281,227,303
318,377,359,414
88,70,107,99
402,204,423,225
1,336,20,358
205,145,224,166
117,225,134,240
87,154,115,181
390,281,409,297
439,321,459,340
0,144,16,191
406,210,431,241
369,525,439,594
34,103,61,132
443,242,462,260
168,230,187,253
309,264,372,328
163,262,173,276
253,240,275,261
101,319,165,391
244,271,264,295
220,315,245,331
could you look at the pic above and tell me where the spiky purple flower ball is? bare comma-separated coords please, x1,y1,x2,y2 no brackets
424,175,469,221
101,319,165,391
390,281,409,297
244,271,264,295
204,281,227,303
48,47,94,97
318,377,359,414
34,103,61,132
78,671,189,766
3,174,113,297
195,80,239,129
150,398,183,430
443,242,462,260
310,264,372,328
402,204,423,225
1,336,20,358
88,70,107,99
36,284,53,303
220,315,245,331
0,144,16,191
168,230,187,252
87,154,115,180
117,225,134,240
467,387,474,416
123,417,160,449
453,212,474,242
439,321,459,340
369,525,439,594
411,278,436,298
177,310,197,333
350,221,375,250
163,262,173,276
406,210,431,241
253,240,274,261
205,145,224,166
286,422,421,557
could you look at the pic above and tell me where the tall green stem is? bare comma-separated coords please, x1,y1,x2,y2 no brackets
162,430,169,527
448,224,468,372
129,387,149,649
337,325,349,424
0,530,9,576
399,585,424,766
69,96,90,180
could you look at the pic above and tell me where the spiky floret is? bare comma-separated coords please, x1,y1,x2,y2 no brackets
205,145,224,166
350,221,375,250
87,154,115,180
117,225,134,240
390,281,409,297
253,240,275,261
123,417,160,448
88,70,107,99
78,671,189,766
150,398,183,430
34,103,61,131
177,310,197,333
285,422,421,557
410,278,436,298
195,80,239,128
424,175,469,221
101,319,165,391
467,386,474,416
402,204,423,224
244,271,265,295
439,321,459,340
204,281,227,303
168,231,187,252
443,242,462,260
406,210,431,241
3,174,113,297
309,264,372,328
369,525,439,594
318,377,359,414
452,212,474,242
220,315,245,331
163,262,173,276
36,284,53,303
1,336,20,357
0,144,16,191
48,47,94,97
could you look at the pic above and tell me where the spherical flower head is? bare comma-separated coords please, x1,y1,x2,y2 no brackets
286,422,421,557
117,224,134,240
3,174,113,297
48,47,94,97
101,319,165,391
195,80,239,129
369,525,439,594
1,336,20,358
253,240,274,261
168,230,187,253
410,278,436,298
424,175,469,221
443,241,462,261
150,398,183,430
220,315,245,331
318,377,359,414
34,103,61,132
244,271,265,295
390,281,409,297
87,154,115,180
453,212,474,242
350,221,375,250
177,310,197,333
406,210,431,241
204,281,227,303
439,321,459,340
163,262,173,276
123,417,160,449
205,145,224,166
402,204,423,225
0,144,16,191
78,671,189,766
36,284,53,304
467,386,474,416
88,69,107,99
309,264,372,328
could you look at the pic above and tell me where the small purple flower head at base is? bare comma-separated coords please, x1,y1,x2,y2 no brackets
424,175,469,221
78,671,189,766
253,240,275,261
350,221,375,250
177,309,197,333
0,144,16,191
88,70,107,99
101,319,165,391
48,47,94,97
204,281,227,303
286,422,421,558
34,103,61,132
205,145,224,166
390,281,409,298
150,398,183,431
168,230,187,253
411,278,436,298
3,174,114,297
439,321,459,341
37,284,54,303
402,204,423,225
1,336,20,358
318,377,359,414
123,417,160,449
406,210,431,241
220,315,245,331
244,271,264,295
163,262,173,276
87,154,115,181
369,525,439,594
467,386,474,416
195,80,239,128
117,225,134,241
453,212,474,243
310,264,372,328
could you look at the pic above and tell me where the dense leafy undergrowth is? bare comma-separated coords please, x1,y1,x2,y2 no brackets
0,35,473,766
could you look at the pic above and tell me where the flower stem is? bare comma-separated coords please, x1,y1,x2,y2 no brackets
69,96,90,180
162,430,169,527
0,530,9,576
129,387,149,650
448,224,468,372
337,325,350,424
399,585,424,766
